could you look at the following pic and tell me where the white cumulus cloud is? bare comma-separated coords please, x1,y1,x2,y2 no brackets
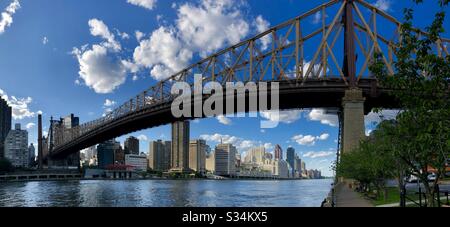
128,0,270,83
103,99,116,107
307,109,339,127
254,15,271,51
365,110,399,126
303,151,335,159
312,11,321,25
0,89,36,120
374,0,391,12
176,0,250,57
137,134,148,141
292,133,330,146
260,110,303,124
200,133,271,153
127,0,157,10
26,123,35,130
0,0,21,35
135,30,145,41
133,26,192,80
216,115,232,125
72,19,133,94
42,36,49,45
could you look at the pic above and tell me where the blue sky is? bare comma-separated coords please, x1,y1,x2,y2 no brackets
0,0,449,176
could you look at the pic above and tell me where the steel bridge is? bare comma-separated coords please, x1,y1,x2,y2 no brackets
40,0,449,162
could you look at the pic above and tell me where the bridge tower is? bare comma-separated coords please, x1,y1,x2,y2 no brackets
341,0,366,154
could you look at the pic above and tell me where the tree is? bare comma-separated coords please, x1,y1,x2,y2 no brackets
337,137,397,201
370,0,450,207
371,121,410,196
0,158,13,173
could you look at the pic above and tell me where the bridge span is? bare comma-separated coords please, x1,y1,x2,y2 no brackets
37,0,449,168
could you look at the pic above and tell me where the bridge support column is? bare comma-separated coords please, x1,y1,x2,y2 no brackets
341,89,366,154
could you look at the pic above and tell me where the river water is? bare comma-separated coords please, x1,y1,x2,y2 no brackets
0,179,332,207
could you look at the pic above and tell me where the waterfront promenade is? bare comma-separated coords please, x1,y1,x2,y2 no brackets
335,183,373,207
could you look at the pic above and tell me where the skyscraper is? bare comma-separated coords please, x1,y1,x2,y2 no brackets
124,136,139,155
113,141,124,164
170,121,190,173
214,143,237,176
274,144,283,160
49,114,80,168
148,140,171,171
244,147,266,164
286,147,295,176
4,124,29,168
28,143,35,167
295,155,302,178
63,114,80,167
0,97,12,158
97,139,116,169
205,152,215,173
189,140,208,173
81,146,97,167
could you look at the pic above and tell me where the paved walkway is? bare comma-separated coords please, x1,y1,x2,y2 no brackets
335,183,374,207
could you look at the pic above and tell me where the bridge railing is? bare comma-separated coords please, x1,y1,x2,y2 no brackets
51,0,450,151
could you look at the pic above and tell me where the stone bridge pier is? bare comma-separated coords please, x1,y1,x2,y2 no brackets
341,89,366,154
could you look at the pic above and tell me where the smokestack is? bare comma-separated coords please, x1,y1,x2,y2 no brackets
38,114,43,169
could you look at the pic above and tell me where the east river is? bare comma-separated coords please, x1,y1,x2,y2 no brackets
0,179,332,207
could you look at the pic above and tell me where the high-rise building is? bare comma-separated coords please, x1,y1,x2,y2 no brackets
261,159,290,178
170,121,190,173
286,147,296,177
124,136,140,155
63,114,79,129
205,152,215,173
64,114,80,167
4,124,29,168
82,146,97,161
307,169,322,179
0,97,12,158
28,143,35,167
80,146,98,167
113,142,124,164
293,155,303,178
286,146,295,166
244,147,266,164
148,140,171,171
274,144,283,160
97,139,116,169
189,140,208,173
214,143,236,176
49,114,80,168
125,154,147,172
235,153,241,169
264,152,273,161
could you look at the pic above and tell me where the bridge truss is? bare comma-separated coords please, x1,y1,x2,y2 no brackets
48,0,449,155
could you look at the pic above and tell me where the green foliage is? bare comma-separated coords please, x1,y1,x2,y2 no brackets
368,0,450,207
0,158,13,172
337,137,397,197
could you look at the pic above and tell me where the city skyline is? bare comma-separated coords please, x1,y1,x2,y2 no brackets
1,0,448,177
81,134,323,178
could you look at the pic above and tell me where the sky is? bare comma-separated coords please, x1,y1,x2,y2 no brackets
0,0,449,177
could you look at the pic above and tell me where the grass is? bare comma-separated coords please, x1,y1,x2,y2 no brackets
363,187,420,206
363,187,450,207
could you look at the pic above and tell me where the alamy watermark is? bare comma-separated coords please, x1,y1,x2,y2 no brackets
171,74,281,129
